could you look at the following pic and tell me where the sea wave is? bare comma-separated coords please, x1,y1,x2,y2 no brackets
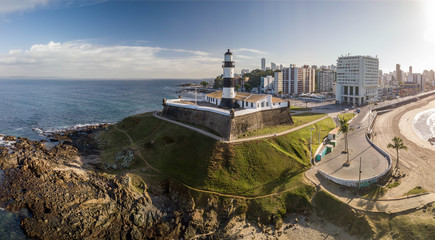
32,122,113,136
413,108,435,142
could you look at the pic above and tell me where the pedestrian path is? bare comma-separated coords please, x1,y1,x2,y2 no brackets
153,111,328,143
305,166,435,213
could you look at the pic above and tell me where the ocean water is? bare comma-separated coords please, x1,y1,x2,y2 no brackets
0,79,201,140
413,108,435,142
0,78,201,237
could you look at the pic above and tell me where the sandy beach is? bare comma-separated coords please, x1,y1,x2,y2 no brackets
373,94,435,197
399,100,435,150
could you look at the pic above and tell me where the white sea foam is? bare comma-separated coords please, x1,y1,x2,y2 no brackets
413,108,435,142
35,122,113,135
0,136,15,147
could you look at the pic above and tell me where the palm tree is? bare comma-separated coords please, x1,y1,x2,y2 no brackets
339,117,351,165
387,137,408,170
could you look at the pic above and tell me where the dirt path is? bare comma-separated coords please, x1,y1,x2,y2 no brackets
112,125,308,200
372,94,435,197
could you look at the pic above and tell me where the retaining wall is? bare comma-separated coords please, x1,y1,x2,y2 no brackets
161,104,293,140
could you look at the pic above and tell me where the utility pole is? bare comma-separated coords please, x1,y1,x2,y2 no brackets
358,157,362,193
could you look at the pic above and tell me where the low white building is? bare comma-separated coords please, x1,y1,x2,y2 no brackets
205,91,288,110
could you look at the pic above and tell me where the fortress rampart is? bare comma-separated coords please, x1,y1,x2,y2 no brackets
160,104,293,140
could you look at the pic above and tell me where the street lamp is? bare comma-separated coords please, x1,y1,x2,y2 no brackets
308,127,315,162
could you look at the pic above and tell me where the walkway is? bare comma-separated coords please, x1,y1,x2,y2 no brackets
316,107,389,181
305,167,435,213
153,111,328,143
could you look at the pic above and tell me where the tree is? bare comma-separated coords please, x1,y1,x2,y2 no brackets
387,137,408,170
235,84,241,91
244,83,253,92
200,81,209,88
213,76,222,89
244,69,275,88
339,117,351,165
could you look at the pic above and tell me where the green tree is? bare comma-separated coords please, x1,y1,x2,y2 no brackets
243,69,275,88
244,83,253,92
213,76,222,89
200,81,209,88
235,84,241,91
339,117,351,165
387,137,408,170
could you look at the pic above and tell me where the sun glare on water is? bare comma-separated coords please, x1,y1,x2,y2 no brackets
423,0,435,43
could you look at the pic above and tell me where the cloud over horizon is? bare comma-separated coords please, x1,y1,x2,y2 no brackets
0,41,269,79
0,41,226,79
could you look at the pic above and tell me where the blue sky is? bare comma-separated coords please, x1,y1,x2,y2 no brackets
0,0,434,79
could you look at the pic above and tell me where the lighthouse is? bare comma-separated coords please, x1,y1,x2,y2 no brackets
219,49,237,109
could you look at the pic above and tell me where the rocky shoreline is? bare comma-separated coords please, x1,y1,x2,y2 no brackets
0,124,356,239
0,125,254,239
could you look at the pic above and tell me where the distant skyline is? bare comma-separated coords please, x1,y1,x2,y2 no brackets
0,0,434,79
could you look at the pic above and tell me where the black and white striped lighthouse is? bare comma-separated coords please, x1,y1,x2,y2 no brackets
219,49,237,109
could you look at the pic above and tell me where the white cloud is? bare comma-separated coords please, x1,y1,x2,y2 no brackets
0,41,222,79
0,0,107,15
233,48,269,55
0,0,52,14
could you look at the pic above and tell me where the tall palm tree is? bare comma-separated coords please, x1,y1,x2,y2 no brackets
339,117,351,165
387,137,408,170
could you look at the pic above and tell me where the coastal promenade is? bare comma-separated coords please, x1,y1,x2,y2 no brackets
315,107,390,184
305,168,435,213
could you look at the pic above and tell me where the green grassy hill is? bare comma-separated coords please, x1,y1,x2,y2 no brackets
97,112,336,219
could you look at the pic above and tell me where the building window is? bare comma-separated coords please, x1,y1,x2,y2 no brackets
261,102,264,107
251,102,253,108
266,102,269,107
246,102,248,106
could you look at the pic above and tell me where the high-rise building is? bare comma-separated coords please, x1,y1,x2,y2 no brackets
273,71,283,93
408,66,413,82
281,65,315,94
260,76,274,93
396,64,402,84
317,68,336,92
241,69,250,75
302,65,316,93
271,62,277,70
335,55,379,105
261,58,266,71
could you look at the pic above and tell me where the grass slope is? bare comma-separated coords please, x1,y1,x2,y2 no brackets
337,112,356,122
240,112,326,138
99,113,335,197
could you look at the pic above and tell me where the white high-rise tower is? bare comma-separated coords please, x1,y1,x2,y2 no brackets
219,49,237,108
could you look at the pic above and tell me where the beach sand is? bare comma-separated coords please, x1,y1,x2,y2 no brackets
373,94,435,198
399,100,435,149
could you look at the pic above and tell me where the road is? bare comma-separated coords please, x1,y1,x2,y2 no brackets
316,106,390,181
